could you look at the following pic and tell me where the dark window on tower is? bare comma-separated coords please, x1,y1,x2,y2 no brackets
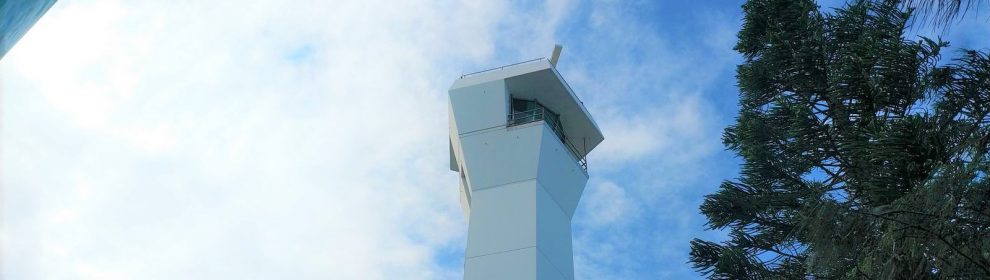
508,98,565,143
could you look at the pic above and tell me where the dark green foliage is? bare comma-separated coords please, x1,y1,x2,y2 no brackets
902,0,989,28
691,0,990,278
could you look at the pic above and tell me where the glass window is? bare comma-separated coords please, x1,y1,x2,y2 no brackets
509,98,564,141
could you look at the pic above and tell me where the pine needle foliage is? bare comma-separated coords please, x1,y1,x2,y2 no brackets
690,0,990,279
901,0,988,29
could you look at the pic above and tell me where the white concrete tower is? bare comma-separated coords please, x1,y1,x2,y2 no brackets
448,53,604,280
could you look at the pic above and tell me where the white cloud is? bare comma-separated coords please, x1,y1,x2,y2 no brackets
580,180,635,226
558,2,741,279
590,94,717,168
2,0,744,279
1,0,570,279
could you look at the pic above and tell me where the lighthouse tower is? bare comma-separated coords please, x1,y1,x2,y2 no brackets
448,49,604,280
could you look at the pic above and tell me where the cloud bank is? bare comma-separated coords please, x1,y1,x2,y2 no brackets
2,0,745,279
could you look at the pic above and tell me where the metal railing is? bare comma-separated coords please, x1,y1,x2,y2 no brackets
460,58,546,79
507,107,588,171
458,57,587,106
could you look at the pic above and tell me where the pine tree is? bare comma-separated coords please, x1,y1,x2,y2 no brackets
690,0,990,278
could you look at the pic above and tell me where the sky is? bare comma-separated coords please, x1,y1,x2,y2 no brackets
1,0,987,279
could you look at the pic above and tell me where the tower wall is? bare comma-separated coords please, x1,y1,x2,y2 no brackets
449,58,601,280
456,121,585,280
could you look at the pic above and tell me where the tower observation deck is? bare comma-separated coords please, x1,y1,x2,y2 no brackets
448,55,604,280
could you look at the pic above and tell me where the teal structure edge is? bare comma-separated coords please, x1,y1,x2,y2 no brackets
0,0,57,60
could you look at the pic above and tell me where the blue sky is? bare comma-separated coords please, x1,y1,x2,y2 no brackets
1,0,987,279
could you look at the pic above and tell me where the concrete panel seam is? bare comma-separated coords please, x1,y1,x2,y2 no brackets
458,123,507,137
536,245,569,279
458,119,543,137
536,180,573,218
472,177,538,192
465,245,537,260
